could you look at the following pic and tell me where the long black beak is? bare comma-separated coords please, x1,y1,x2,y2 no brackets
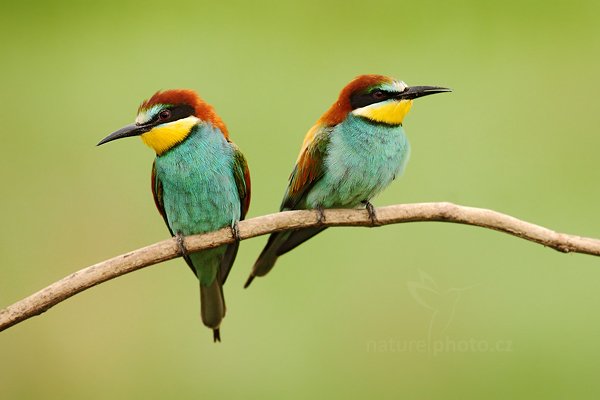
398,86,452,100
97,124,150,146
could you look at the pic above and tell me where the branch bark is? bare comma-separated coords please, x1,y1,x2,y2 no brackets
2,202,599,332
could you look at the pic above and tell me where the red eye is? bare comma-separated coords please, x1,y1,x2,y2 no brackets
372,90,386,100
159,110,172,120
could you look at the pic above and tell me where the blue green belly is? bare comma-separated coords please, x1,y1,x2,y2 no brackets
154,124,241,284
305,114,410,208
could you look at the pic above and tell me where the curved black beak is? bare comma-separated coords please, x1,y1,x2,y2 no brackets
97,124,150,146
398,86,452,100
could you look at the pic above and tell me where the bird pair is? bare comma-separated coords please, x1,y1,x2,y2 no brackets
98,74,450,341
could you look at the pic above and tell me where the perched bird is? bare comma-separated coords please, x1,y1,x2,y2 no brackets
98,89,251,342
245,74,449,288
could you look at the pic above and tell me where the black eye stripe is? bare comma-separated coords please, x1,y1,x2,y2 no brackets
350,90,397,109
143,104,195,127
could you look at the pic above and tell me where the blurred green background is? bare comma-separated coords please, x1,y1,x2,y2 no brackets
1,0,599,398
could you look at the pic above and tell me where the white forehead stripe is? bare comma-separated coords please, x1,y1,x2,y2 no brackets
136,105,163,125
393,80,408,92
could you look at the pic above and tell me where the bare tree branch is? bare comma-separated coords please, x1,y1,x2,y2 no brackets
2,202,599,332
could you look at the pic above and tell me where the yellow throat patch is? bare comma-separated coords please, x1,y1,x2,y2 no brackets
352,99,413,125
140,116,199,155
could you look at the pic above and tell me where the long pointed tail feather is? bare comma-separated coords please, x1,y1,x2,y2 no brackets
245,227,327,288
200,278,226,340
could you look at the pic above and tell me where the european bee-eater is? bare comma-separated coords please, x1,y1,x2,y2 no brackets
245,74,449,288
98,89,251,342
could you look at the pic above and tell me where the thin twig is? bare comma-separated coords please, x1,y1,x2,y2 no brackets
1,202,599,332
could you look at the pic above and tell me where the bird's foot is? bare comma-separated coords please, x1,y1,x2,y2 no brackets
176,232,188,257
316,206,326,225
362,201,380,226
230,221,241,242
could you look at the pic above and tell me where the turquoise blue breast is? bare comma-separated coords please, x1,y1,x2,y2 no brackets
154,123,241,236
305,114,410,208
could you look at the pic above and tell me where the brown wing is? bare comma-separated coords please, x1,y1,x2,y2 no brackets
219,144,251,284
152,161,197,276
151,161,172,235
280,123,331,210
231,143,251,219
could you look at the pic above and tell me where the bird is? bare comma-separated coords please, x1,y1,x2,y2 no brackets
98,89,251,342
245,74,449,288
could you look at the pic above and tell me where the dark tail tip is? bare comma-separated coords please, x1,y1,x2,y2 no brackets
213,329,221,343
243,274,255,289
